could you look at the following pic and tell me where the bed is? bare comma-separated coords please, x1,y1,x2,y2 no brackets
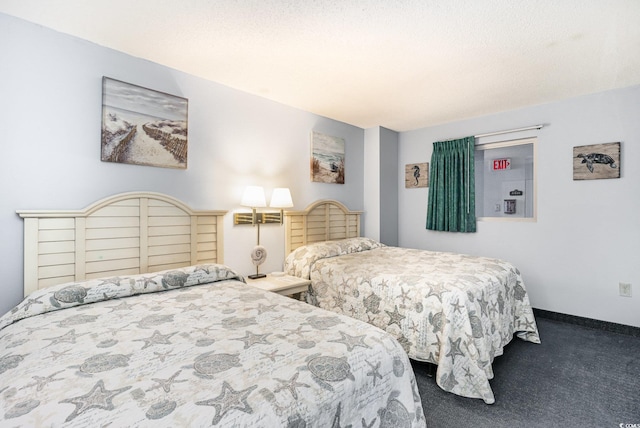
283,200,541,404
1,193,425,427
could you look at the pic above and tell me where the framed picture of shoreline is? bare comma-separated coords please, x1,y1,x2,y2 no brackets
310,131,345,184
101,77,189,169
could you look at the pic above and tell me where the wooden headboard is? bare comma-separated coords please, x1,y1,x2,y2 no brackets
284,199,362,255
17,192,226,296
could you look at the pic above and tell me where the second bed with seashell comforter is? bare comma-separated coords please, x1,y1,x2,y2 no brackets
284,238,541,404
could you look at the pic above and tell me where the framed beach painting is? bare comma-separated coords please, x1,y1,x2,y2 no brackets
310,131,345,184
573,142,620,180
101,77,189,169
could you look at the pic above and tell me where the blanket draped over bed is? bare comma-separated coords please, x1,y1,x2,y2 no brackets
0,264,425,427
284,238,541,404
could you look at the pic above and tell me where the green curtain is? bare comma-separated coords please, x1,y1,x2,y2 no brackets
426,136,476,232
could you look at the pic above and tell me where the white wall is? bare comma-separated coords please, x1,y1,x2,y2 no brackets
363,128,381,241
364,126,398,246
379,127,399,246
0,13,364,316
399,86,640,328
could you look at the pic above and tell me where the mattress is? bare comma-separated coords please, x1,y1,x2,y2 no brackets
0,264,425,427
284,238,541,404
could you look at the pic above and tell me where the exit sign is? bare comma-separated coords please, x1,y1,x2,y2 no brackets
493,158,511,170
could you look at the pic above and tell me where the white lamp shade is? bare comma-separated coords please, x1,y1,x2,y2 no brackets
240,186,267,208
270,188,293,208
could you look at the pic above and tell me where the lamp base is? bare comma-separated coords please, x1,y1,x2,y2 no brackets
247,273,267,279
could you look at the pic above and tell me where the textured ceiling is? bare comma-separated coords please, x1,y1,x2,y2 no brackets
2,0,640,131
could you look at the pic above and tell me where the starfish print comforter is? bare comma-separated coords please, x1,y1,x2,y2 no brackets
284,238,541,404
0,264,425,427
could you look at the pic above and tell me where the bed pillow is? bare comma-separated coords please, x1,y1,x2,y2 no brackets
284,237,384,279
0,263,244,331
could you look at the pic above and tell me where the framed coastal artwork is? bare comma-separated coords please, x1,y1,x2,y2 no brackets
310,131,345,184
101,77,189,169
405,162,429,188
573,142,620,180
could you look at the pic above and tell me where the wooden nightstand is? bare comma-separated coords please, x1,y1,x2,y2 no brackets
246,274,311,297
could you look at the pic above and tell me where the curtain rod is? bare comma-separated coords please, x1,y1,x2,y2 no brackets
474,124,544,139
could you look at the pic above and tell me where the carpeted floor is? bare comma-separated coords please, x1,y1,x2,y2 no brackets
412,317,640,428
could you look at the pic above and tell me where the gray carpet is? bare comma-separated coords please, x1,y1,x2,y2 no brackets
412,317,640,428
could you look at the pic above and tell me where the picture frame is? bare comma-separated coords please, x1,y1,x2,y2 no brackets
405,163,429,188
573,142,620,180
310,131,345,184
101,77,188,169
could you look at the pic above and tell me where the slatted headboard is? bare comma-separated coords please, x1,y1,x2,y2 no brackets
17,192,226,296
284,199,362,255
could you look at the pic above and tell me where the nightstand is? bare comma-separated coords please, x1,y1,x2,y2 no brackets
246,274,311,297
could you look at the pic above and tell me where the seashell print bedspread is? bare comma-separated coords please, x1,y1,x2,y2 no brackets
0,264,425,427
284,239,541,404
